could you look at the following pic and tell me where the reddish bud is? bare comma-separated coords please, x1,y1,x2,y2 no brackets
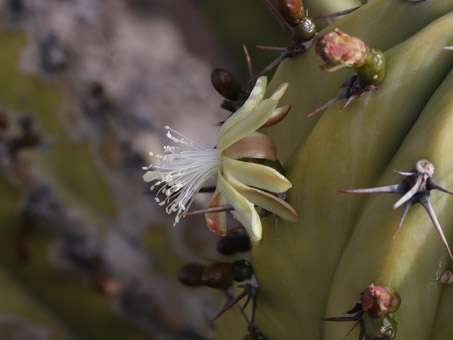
277,0,304,26
316,29,368,72
360,284,401,319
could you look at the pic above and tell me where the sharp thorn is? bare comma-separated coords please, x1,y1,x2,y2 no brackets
422,200,453,260
392,176,422,210
250,54,289,81
393,201,413,239
256,45,288,52
339,185,400,195
307,95,343,117
261,0,293,34
427,178,453,195
243,44,253,79
394,170,416,177
314,6,362,19
183,205,234,216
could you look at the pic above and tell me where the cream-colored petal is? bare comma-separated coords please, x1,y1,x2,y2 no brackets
218,76,267,140
223,157,292,193
205,190,227,236
223,132,277,161
228,178,298,222
217,98,277,151
216,170,262,242
261,104,291,128
269,82,289,101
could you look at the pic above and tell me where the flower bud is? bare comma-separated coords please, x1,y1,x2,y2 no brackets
277,0,304,26
177,263,206,287
232,259,254,282
201,262,234,289
216,228,251,255
316,29,368,72
290,16,316,42
360,284,401,319
363,313,398,340
356,48,386,84
210,68,243,101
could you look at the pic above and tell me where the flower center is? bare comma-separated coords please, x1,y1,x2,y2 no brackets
143,126,222,225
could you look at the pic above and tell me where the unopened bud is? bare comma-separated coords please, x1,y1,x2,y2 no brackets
177,263,206,287
211,68,243,101
360,284,401,319
277,0,305,26
290,16,316,42
231,259,254,282
201,262,234,289
316,29,368,72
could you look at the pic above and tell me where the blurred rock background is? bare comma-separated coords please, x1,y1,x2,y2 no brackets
0,0,288,339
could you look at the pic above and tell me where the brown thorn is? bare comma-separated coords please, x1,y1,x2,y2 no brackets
318,11,332,26
307,95,343,117
314,6,361,19
256,45,288,52
250,53,289,81
243,44,253,79
183,205,234,216
342,320,360,340
261,0,293,34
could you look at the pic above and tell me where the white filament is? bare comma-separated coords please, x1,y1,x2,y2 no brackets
143,126,221,225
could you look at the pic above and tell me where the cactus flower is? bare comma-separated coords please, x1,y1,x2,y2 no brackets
316,28,368,72
143,76,298,242
360,284,401,319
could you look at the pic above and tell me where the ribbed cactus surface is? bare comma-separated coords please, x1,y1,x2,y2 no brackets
215,0,453,339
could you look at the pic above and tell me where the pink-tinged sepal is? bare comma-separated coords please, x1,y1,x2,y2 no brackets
206,190,228,236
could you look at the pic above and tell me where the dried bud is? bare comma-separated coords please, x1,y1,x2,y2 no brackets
360,284,401,319
211,68,243,101
177,263,206,287
277,0,304,26
201,262,234,289
316,29,368,72
363,313,398,340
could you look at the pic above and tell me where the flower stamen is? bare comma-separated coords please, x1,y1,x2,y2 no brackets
143,128,222,225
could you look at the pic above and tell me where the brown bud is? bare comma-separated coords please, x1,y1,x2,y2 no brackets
360,284,401,319
316,29,368,72
201,262,234,289
277,0,305,26
210,68,243,101
177,263,206,287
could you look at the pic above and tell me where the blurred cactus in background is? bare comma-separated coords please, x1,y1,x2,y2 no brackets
1,1,453,340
